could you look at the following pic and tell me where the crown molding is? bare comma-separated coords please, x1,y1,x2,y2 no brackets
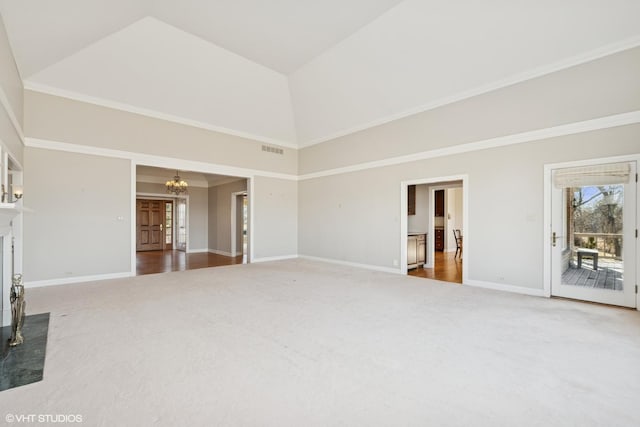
298,111,640,180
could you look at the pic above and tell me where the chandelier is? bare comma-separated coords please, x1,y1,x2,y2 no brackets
166,170,188,195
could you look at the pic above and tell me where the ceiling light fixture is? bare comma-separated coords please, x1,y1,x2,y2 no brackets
166,170,188,195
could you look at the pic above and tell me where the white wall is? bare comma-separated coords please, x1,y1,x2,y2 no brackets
26,17,297,146
24,148,131,283
0,13,23,326
24,90,297,176
22,90,298,283
0,14,23,164
254,176,297,260
299,124,640,291
290,1,640,145
298,46,640,174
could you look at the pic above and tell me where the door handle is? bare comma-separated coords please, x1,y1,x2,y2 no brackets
160,224,163,231
552,232,557,247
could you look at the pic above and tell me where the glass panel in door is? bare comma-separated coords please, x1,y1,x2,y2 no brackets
176,198,187,252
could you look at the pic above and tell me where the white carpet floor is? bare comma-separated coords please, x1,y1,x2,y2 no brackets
2,259,640,426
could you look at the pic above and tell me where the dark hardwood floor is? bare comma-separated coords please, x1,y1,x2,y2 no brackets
136,250,244,275
408,250,462,284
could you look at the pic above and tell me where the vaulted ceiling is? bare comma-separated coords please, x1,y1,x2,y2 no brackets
2,0,639,148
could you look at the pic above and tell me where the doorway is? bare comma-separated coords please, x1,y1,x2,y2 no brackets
548,160,637,307
136,199,174,251
231,192,248,263
401,176,468,284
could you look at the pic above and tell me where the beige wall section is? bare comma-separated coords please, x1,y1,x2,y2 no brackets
0,15,22,128
0,15,23,164
24,148,131,282
208,179,247,255
0,106,22,164
24,90,297,175
253,176,297,259
136,182,209,252
299,124,640,291
299,47,640,174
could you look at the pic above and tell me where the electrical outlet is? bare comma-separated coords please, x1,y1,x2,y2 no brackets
393,259,399,267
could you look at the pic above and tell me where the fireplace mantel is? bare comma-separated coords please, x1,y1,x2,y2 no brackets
0,203,20,221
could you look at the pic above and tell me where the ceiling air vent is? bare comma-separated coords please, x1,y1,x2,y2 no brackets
262,145,284,155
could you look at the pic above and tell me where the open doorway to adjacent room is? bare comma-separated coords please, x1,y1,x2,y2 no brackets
135,165,249,275
231,191,249,264
402,177,467,284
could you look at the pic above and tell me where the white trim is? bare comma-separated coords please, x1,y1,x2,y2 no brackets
248,177,255,263
298,36,640,147
299,111,640,180
1,226,13,326
400,175,469,285
298,255,401,274
137,174,209,188
208,249,237,257
230,191,247,258
24,111,639,184
252,254,299,263
135,192,185,201
25,272,134,288
187,248,209,254
24,137,298,181
0,86,24,143
464,279,546,298
24,81,298,149
130,161,136,276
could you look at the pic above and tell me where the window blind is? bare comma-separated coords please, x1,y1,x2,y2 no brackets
553,162,631,188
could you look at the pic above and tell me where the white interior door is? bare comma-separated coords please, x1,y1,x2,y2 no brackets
551,161,636,307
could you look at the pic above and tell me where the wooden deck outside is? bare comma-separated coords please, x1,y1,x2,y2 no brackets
562,263,623,291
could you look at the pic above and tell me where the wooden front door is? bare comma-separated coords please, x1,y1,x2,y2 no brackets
137,199,165,251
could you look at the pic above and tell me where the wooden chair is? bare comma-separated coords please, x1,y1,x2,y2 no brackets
453,229,463,258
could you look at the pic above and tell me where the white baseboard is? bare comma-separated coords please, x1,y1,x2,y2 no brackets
298,255,402,275
187,248,209,254
25,272,134,288
252,254,299,263
464,279,546,297
208,249,236,257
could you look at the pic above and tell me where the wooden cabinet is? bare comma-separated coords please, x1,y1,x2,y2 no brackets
435,189,445,217
408,185,416,215
408,233,426,269
435,228,444,252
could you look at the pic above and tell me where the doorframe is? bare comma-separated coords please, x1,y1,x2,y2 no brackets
543,154,640,310
135,196,177,251
230,191,247,258
400,174,469,285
